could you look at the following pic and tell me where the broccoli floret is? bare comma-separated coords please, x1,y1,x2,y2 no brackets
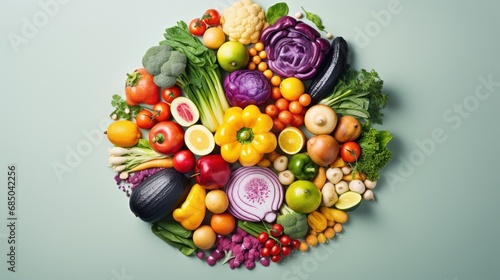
276,203,309,239
142,45,187,88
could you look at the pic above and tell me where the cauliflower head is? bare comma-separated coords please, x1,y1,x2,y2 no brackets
220,0,267,45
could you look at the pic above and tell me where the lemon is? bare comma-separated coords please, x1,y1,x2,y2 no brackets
278,126,305,155
106,120,141,148
184,124,215,156
279,77,305,101
203,27,226,50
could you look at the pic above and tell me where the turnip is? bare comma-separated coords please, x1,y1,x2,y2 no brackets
304,104,338,135
335,180,349,195
363,189,375,201
364,179,377,189
349,179,366,194
326,167,343,184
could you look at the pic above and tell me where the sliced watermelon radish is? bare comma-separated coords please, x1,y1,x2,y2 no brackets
170,97,200,127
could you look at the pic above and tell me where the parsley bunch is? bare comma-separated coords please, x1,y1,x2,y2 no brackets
351,125,393,181
109,94,143,120
319,67,389,125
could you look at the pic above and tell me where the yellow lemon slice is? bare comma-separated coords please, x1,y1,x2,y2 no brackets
278,126,306,155
184,124,215,156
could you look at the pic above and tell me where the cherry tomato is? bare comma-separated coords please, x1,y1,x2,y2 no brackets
265,104,279,118
340,141,362,163
257,232,269,243
278,110,294,126
288,101,303,114
270,244,281,256
189,18,207,36
152,102,171,122
172,150,196,174
260,247,271,258
270,223,284,238
272,118,286,133
271,254,282,263
275,98,289,111
264,239,276,249
291,239,301,250
201,9,220,26
290,113,304,127
161,85,182,103
279,235,291,246
135,109,156,129
281,245,292,257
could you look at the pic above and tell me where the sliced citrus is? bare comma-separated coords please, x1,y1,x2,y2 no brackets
334,191,362,211
279,77,305,101
278,126,305,155
184,124,215,156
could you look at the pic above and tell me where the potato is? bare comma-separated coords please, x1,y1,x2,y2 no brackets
321,182,338,207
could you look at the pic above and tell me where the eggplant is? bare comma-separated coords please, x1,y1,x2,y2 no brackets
307,36,349,105
129,169,190,223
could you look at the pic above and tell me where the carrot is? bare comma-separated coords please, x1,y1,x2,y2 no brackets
312,166,327,190
128,158,173,173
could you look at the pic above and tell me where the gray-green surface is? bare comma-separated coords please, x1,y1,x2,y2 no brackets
1,0,499,279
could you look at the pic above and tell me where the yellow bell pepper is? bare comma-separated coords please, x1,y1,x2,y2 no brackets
172,184,206,230
214,105,277,166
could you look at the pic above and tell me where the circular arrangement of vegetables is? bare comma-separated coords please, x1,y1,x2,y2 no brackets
107,0,393,270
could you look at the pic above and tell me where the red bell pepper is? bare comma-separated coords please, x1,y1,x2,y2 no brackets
125,68,160,106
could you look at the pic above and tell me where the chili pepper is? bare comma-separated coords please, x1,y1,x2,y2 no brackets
288,153,319,180
214,105,277,166
172,184,206,230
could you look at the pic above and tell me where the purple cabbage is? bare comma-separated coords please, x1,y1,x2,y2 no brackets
260,15,330,80
223,70,271,108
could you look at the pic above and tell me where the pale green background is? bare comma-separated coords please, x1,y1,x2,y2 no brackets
1,0,499,279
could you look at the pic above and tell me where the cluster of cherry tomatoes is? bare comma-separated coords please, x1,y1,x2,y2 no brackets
188,9,221,36
135,86,182,129
257,223,301,263
265,93,311,132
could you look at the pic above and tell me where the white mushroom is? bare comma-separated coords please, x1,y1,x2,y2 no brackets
335,180,349,195
326,167,343,184
364,179,377,189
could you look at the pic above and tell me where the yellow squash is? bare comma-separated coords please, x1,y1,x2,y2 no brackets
172,184,206,230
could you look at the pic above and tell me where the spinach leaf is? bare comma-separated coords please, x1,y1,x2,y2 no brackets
301,6,325,31
266,2,289,25
155,220,193,238
151,225,197,256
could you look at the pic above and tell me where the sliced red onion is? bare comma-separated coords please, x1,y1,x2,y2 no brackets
224,167,283,223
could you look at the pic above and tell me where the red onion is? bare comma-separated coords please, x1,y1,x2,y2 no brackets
224,167,283,223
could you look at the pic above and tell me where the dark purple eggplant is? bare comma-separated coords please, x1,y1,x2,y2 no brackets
307,36,349,105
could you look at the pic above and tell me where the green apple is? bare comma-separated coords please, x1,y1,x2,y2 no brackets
216,41,249,72
285,180,322,214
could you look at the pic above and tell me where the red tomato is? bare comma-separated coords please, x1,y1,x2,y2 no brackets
340,141,362,163
260,247,271,257
264,239,275,249
281,246,292,257
270,244,281,256
271,254,282,263
161,85,182,103
189,18,207,36
270,223,284,238
279,235,291,246
172,150,196,174
148,121,185,155
202,9,220,26
135,109,156,129
291,239,301,250
152,102,171,122
257,232,269,243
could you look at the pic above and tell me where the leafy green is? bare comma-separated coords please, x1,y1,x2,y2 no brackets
266,2,289,25
301,6,325,31
351,125,393,181
160,21,229,132
319,67,389,125
152,221,197,256
109,94,143,120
